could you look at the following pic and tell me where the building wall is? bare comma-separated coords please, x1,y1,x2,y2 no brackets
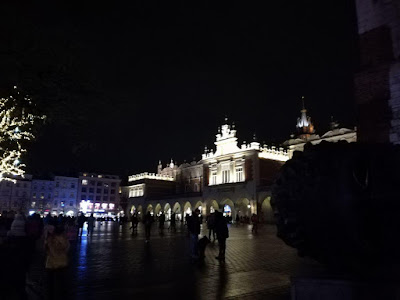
77,173,121,216
53,176,79,215
0,175,32,213
354,0,400,143
30,180,54,214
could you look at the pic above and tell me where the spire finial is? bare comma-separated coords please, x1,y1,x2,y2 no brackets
301,96,305,110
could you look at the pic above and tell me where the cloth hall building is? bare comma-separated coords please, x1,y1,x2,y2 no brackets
122,119,289,223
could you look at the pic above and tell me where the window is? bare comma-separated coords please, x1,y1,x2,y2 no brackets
82,179,88,186
48,194,52,199
111,182,116,187
32,193,36,199
211,171,217,185
61,201,65,207
110,196,115,202
104,189,108,194
81,187,87,193
69,201,73,207
96,195,101,201
70,183,75,189
222,170,230,184
97,182,102,186
104,183,109,188
40,193,45,199
96,188,101,193
110,189,115,194
88,195,94,201
89,188,94,193
236,167,244,182
54,201,58,206
31,202,36,208
81,195,86,201
90,180,95,186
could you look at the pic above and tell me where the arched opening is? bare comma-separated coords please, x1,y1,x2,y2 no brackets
261,197,274,224
236,198,251,218
164,203,171,220
183,201,192,216
154,203,162,216
172,202,182,222
209,200,219,214
221,199,235,221
146,204,154,216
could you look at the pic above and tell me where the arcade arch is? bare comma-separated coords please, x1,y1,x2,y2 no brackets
164,203,171,220
146,204,153,215
221,198,235,219
155,203,162,216
236,198,251,217
183,201,192,216
209,200,219,213
172,202,182,221
261,197,274,224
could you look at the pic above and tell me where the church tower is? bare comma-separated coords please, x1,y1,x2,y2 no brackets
296,96,315,140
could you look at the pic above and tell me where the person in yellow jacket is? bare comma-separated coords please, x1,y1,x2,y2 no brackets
44,225,70,300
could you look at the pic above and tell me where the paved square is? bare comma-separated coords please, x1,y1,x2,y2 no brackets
26,221,319,299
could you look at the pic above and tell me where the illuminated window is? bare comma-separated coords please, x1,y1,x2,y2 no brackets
31,202,36,208
82,179,88,186
109,203,115,210
236,167,244,182
222,170,230,184
40,193,45,199
61,201,65,207
69,201,73,207
32,193,36,199
211,171,217,185
101,203,108,209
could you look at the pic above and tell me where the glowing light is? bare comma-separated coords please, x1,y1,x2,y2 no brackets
128,172,174,182
0,87,45,181
247,204,251,209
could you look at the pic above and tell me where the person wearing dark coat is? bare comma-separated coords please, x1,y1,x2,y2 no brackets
187,209,201,259
215,211,229,262
143,212,154,242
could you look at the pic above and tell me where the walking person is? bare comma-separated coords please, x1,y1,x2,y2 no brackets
45,224,70,300
87,213,95,236
169,212,176,232
215,211,229,262
158,211,165,235
251,213,259,234
206,213,216,241
188,208,201,260
130,213,139,235
77,213,86,237
143,211,154,242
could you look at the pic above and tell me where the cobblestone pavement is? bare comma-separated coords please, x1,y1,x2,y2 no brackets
25,221,321,300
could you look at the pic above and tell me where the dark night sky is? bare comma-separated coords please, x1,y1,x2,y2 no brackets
0,1,358,178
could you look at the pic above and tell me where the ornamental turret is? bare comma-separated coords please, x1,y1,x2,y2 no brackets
296,96,315,139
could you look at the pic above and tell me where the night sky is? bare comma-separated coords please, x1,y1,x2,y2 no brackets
0,1,358,179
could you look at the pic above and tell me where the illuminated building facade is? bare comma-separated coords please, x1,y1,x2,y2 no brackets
77,173,121,217
0,174,32,213
283,102,357,158
124,119,289,223
53,176,79,216
30,179,54,215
